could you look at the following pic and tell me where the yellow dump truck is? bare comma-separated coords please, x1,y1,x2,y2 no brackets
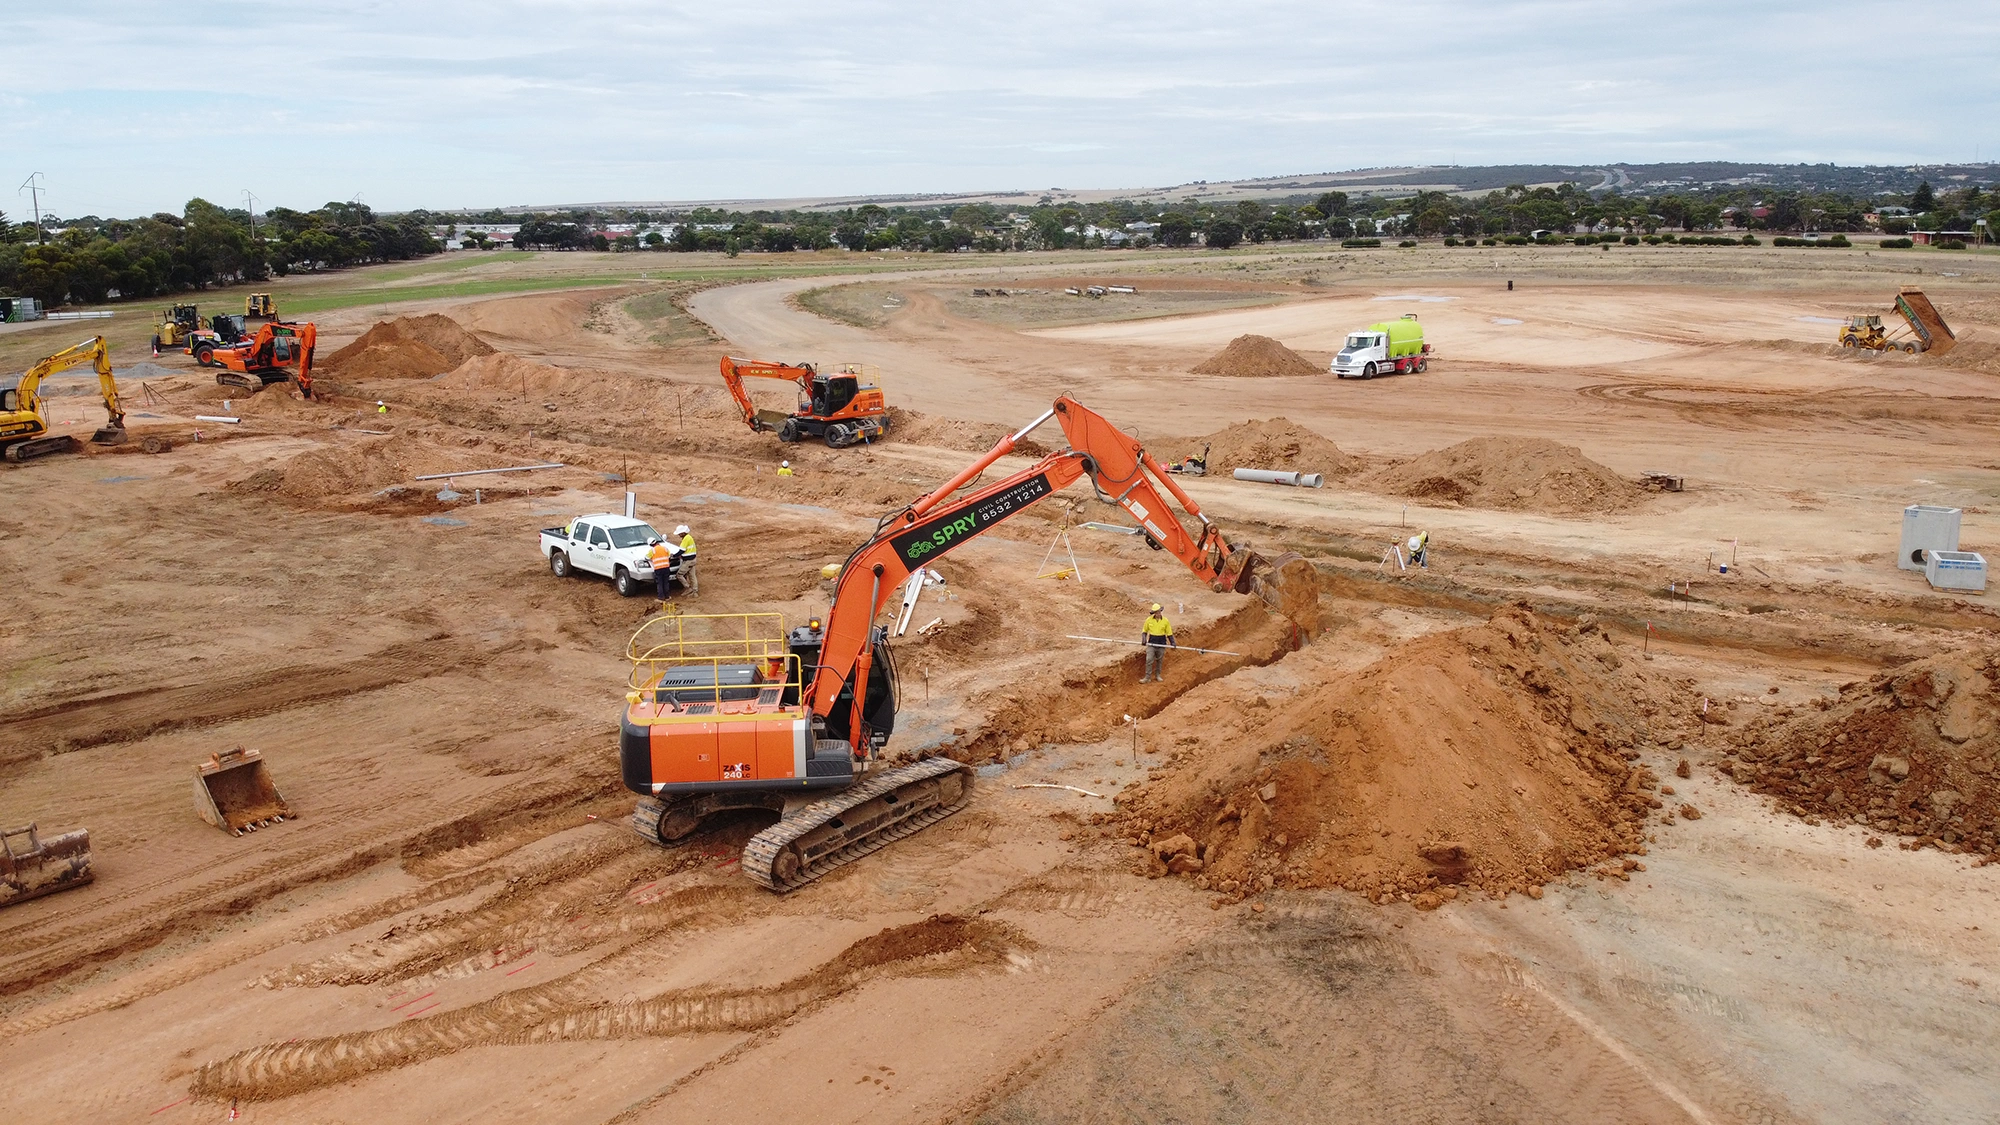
1839,288,1956,355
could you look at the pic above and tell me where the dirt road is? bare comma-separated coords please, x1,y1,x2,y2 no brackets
2,244,1996,1123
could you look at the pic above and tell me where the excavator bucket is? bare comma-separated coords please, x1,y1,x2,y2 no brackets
1,823,94,908
752,407,792,431
90,424,128,446
193,747,293,835
1221,549,1323,638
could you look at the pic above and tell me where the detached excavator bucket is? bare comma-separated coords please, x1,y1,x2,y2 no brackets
1221,549,1323,638
193,747,294,835
1,822,94,908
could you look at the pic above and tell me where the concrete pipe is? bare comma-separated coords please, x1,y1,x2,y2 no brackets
1232,468,1323,488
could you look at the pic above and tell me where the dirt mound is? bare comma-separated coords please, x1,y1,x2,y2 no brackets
1938,338,2000,377
883,407,1045,456
1191,334,1320,378
1117,607,1690,903
227,432,502,502
1157,418,1361,477
323,315,495,381
431,351,579,397
1725,647,1999,859
1364,436,1640,515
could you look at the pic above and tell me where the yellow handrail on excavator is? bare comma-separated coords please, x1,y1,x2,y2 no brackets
0,335,126,463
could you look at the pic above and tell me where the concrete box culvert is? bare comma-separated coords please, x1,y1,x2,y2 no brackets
1925,550,1987,592
1232,468,1324,488
1900,504,1961,570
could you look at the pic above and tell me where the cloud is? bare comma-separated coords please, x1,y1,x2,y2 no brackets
4,0,1996,215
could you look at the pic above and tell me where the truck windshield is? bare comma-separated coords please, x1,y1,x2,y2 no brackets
608,525,662,548
1345,335,1375,350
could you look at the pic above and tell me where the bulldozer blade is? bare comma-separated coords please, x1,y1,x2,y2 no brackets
1,823,95,909
1222,549,1322,637
194,747,294,836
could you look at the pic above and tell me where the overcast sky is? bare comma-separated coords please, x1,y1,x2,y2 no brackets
6,1,1997,218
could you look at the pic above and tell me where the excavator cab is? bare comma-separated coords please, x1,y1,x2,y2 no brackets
810,373,859,418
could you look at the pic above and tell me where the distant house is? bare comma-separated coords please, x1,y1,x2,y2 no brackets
1912,230,1977,244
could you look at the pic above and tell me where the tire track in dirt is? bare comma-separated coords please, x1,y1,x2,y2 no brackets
0,765,615,1009
192,914,1023,1102
0,634,479,769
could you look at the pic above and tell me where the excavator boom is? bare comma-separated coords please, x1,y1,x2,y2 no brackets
809,395,1313,752
719,356,814,432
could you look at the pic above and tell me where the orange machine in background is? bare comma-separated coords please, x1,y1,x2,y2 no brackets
718,356,889,447
212,321,317,398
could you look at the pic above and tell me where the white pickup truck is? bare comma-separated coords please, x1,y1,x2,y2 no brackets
540,513,676,597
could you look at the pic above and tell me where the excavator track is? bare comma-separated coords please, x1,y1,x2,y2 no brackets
740,756,973,892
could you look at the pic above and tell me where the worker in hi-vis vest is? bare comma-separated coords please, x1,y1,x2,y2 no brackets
674,524,698,595
1140,603,1177,683
649,537,676,599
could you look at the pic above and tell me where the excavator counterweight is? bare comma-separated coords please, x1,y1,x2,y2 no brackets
619,396,1321,891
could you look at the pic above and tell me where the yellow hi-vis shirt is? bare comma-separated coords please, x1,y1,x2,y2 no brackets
678,532,697,560
1143,614,1174,644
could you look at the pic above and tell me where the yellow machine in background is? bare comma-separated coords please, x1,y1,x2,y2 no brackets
245,293,276,319
1838,315,1888,350
1838,288,1957,355
153,303,201,350
0,335,127,462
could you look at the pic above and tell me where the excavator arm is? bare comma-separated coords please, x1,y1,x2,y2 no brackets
719,356,815,432
807,395,1314,751
7,336,122,429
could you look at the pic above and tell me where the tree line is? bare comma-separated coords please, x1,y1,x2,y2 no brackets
492,179,1995,258
0,199,441,308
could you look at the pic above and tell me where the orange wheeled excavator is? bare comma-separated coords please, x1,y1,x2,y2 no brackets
620,395,1319,891
212,320,317,398
719,356,889,447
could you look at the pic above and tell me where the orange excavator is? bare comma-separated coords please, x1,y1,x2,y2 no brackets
620,395,1319,891
719,356,889,447
212,320,317,398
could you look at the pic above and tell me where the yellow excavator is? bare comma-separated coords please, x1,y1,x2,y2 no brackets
0,336,128,463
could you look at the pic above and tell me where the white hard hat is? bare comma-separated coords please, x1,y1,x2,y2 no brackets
375,400,385,405
675,524,690,535
781,460,790,467
1407,534,1424,551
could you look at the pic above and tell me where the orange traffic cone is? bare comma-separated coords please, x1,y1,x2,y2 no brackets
152,339,160,358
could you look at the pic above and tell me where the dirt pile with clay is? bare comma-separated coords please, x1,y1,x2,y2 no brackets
1364,435,1641,515
1116,606,1695,906
323,314,496,380
1724,646,2000,859
1158,418,1362,477
1190,334,1320,377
